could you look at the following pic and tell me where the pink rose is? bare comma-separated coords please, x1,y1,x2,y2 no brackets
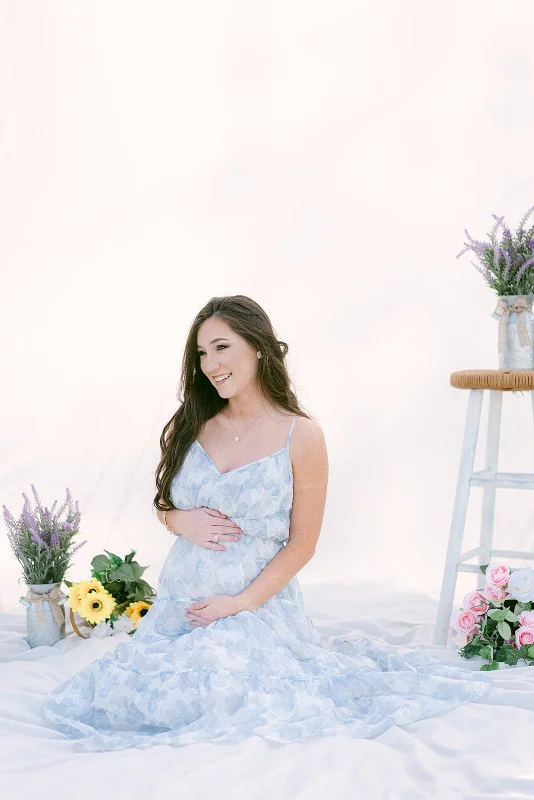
481,584,507,603
466,626,480,643
519,610,534,627
454,609,479,636
462,590,489,617
515,625,534,648
485,561,510,588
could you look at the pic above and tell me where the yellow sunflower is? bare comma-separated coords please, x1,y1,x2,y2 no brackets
67,583,83,612
67,579,104,612
78,590,116,625
77,578,105,600
124,601,151,627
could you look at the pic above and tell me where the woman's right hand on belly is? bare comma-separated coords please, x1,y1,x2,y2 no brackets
167,507,244,550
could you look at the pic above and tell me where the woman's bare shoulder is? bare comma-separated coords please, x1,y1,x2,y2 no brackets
292,414,325,444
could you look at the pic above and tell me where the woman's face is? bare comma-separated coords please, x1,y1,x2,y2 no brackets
196,317,259,397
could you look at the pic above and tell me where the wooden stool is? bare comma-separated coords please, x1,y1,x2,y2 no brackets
434,369,534,646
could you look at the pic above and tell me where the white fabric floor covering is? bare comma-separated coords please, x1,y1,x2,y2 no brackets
1,581,532,800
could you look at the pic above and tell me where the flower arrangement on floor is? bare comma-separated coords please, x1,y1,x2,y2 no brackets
454,561,534,670
3,484,85,647
65,549,156,638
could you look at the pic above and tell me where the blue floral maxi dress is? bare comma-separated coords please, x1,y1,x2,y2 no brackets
43,417,493,751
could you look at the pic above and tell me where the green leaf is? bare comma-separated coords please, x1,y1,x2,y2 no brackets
103,549,121,561
497,621,512,640
108,563,135,582
488,609,507,621
103,581,123,596
104,550,123,569
124,550,137,563
479,564,489,575
480,661,500,671
478,646,493,660
133,578,156,595
129,562,146,580
128,588,149,602
505,610,519,623
91,554,111,572
528,646,534,658
63,579,73,588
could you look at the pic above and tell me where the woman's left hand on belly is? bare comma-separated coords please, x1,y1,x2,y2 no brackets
185,595,241,627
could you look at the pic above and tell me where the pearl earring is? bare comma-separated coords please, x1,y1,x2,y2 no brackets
257,351,261,358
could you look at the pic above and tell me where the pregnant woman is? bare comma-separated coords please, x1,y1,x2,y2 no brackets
43,294,492,751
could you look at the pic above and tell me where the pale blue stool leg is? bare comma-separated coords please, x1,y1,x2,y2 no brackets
434,389,484,646
476,390,503,591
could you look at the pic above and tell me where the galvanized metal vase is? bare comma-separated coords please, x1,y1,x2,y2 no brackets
19,582,67,648
491,294,534,369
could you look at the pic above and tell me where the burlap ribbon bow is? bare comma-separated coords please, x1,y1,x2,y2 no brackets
25,586,66,627
494,297,532,355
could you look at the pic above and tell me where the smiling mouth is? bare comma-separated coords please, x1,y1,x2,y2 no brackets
214,373,231,385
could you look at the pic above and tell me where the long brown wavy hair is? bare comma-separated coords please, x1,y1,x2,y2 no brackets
153,295,313,511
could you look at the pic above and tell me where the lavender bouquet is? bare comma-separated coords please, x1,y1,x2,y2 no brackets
3,484,86,586
457,205,534,296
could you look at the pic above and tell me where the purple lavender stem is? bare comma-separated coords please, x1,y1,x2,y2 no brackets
30,484,44,512
490,214,505,244
518,205,534,231
517,255,534,281
503,250,512,281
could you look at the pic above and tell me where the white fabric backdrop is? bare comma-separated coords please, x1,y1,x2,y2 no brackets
2,0,534,615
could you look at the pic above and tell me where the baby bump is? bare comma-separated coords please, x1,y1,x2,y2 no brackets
157,534,283,599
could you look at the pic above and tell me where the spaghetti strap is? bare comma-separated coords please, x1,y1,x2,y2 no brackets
287,416,299,447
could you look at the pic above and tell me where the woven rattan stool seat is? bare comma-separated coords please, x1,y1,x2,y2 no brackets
450,369,534,391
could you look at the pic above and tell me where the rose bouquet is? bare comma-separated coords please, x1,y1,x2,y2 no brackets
65,549,156,639
454,561,534,670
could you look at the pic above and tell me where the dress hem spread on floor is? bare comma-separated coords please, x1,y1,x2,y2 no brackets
43,417,493,752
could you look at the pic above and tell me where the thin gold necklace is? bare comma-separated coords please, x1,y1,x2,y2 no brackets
225,408,265,442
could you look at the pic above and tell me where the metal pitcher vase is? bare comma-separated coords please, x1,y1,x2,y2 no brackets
19,582,67,647
491,294,534,369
